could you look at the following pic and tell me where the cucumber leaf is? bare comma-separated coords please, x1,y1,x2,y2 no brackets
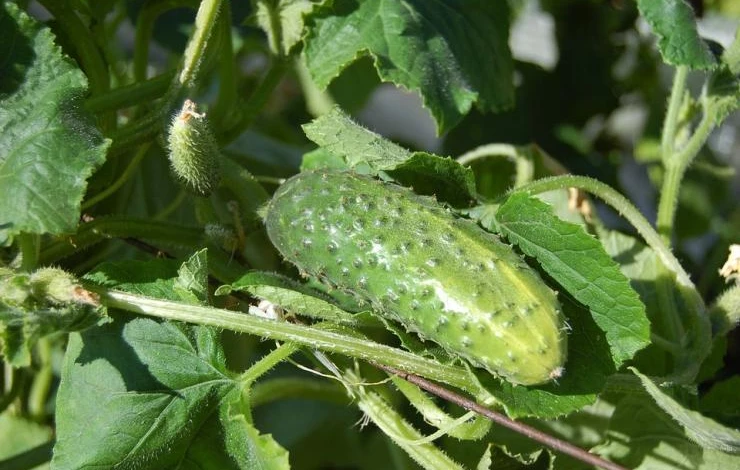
636,0,717,70
302,107,476,204
385,152,477,207
302,107,411,170
303,0,514,133
0,3,109,241
54,256,290,469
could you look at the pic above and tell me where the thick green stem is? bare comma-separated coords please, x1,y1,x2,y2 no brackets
661,66,689,166
178,0,223,90
38,217,204,265
655,112,715,242
93,288,475,392
85,72,174,113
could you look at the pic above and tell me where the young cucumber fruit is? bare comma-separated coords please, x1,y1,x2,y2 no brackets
265,171,567,385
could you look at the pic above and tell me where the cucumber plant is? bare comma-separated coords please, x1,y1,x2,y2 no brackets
1,1,739,470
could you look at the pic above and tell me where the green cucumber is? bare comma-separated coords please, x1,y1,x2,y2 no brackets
167,100,221,197
264,171,567,385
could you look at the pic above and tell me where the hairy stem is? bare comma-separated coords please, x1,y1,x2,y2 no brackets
90,288,475,391
660,66,689,166
655,112,715,242
238,343,299,385
178,0,223,90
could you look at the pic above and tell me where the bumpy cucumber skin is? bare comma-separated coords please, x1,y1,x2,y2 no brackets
167,100,220,197
265,171,567,385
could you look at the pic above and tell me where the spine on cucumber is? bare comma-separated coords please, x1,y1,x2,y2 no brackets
265,171,567,385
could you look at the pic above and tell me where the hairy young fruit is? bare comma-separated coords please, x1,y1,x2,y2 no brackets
167,99,221,197
265,171,568,385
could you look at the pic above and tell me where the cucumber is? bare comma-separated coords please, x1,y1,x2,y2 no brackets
167,100,221,197
264,171,567,385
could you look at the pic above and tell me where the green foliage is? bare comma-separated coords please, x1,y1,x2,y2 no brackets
303,0,514,133
0,0,738,469
637,0,717,70
52,254,290,469
0,3,109,241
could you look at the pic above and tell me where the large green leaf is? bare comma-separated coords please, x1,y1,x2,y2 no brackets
495,193,650,368
0,3,109,240
303,0,514,133
637,0,717,69
53,257,289,469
